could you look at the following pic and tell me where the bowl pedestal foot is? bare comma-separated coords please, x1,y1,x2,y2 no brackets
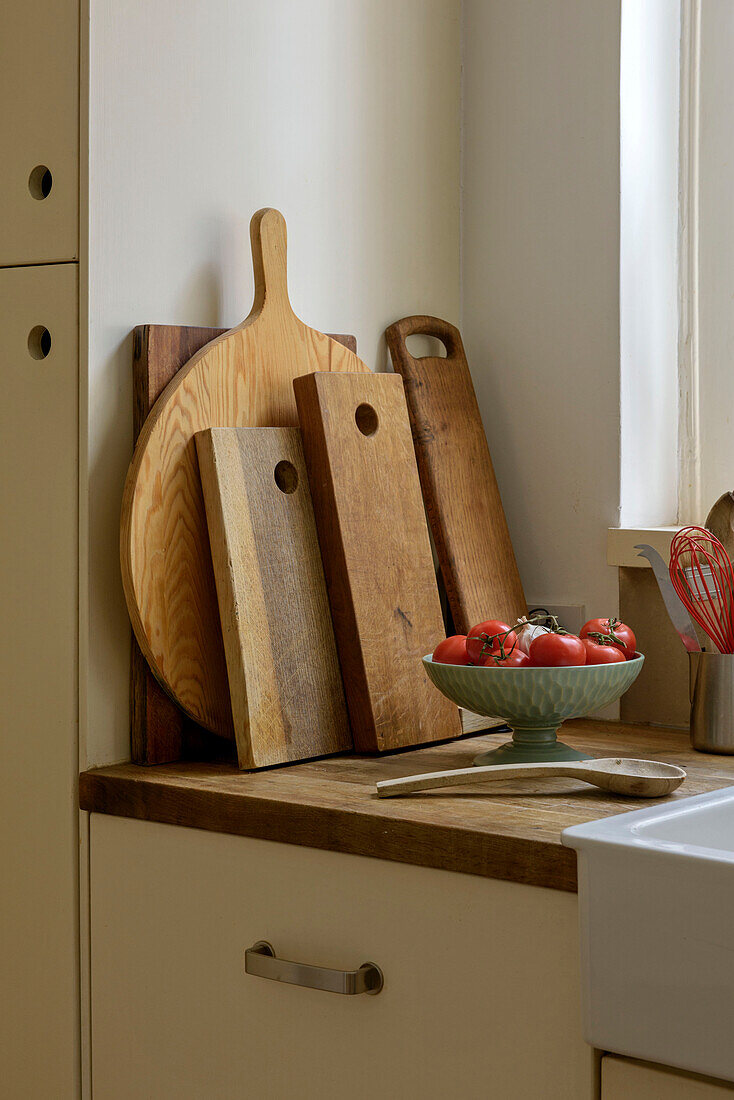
473,726,592,767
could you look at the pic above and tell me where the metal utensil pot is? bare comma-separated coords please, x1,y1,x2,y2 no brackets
689,652,734,753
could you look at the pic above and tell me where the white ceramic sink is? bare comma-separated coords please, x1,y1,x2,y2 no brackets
563,785,734,1083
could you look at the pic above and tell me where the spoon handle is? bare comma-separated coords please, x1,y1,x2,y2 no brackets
376,760,586,798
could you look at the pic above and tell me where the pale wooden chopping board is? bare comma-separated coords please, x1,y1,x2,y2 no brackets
196,427,351,768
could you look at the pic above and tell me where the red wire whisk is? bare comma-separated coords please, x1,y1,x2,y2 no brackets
669,525,734,653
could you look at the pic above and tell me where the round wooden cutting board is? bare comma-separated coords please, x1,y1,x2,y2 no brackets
120,208,370,736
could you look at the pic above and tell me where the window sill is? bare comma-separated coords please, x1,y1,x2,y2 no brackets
607,527,683,568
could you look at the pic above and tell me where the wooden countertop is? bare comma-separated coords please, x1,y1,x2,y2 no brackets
79,720,734,893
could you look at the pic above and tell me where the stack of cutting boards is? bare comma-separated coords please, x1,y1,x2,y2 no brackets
121,209,525,769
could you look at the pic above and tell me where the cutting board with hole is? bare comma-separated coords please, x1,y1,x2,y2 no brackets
120,209,370,737
385,315,526,633
196,427,351,768
293,371,461,752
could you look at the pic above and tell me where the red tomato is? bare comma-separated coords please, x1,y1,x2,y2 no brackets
480,647,530,668
582,638,626,665
528,632,586,667
580,618,636,658
466,620,517,664
432,635,471,665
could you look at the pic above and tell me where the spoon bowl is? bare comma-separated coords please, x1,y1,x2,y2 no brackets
579,757,686,797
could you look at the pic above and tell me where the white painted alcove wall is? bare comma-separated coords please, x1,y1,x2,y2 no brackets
461,0,622,624
86,0,641,766
85,0,461,766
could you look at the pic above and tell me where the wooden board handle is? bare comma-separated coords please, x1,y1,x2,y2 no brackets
385,314,527,633
248,208,291,319
385,314,463,368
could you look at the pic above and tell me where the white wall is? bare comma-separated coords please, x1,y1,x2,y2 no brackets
618,0,734,529
619,0,680,527
696,0,734,515
85,0,461,765
87,0,633,764
462,0,621,619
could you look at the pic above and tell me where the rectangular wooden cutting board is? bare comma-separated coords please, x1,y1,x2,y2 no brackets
294,371,461,752
196,427,351,769
385,316,526,633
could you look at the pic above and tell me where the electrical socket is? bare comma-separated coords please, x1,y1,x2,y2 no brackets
525,602,587,636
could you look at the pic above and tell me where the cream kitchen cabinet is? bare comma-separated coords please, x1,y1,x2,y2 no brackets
1,0,81,1090
0,0,79,264
602,1055,734,1098
90,814,595,1100
0,263,79,1097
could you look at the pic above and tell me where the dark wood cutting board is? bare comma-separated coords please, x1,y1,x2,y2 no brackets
294,370,462,752
385,315,526,633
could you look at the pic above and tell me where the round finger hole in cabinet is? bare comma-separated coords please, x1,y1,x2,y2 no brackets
274,460,298,494
28,326,52,360
355,403,379,437
28,165,53,200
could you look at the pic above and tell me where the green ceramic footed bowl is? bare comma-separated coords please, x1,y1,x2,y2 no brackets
423,653,645,766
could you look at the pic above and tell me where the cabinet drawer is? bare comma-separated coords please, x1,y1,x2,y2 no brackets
90,815,594,1100
602,1055,734,1098
0,0,78,264
0,263,79,1097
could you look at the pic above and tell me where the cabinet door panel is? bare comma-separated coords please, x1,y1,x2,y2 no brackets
0,264,79,1097
603,1055,734,1098
0,0,79,264
91,815,594,1100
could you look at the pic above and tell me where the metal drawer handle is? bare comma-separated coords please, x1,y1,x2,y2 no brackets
245,941,383,996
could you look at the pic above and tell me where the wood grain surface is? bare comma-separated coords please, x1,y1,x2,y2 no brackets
129,325,358,764
130,325,224,764
294,371,461,752
80,720,734,892
385,315,526,632
705,491,734,562
196,427,351,768
121,209,369,738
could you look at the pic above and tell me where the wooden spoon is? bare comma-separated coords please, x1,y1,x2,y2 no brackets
705,491,734,562
376,757,686,799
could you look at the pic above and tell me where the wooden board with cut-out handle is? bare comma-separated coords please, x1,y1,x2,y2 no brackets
385,315,526,633
120,209,370,738
196,426,351,769
293,370,462,752
129,325,358,765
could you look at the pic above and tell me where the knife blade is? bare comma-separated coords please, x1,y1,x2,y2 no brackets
634,544,702,652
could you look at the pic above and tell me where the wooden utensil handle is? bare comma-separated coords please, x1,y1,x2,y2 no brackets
376,761,584,798
386,314,462,364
